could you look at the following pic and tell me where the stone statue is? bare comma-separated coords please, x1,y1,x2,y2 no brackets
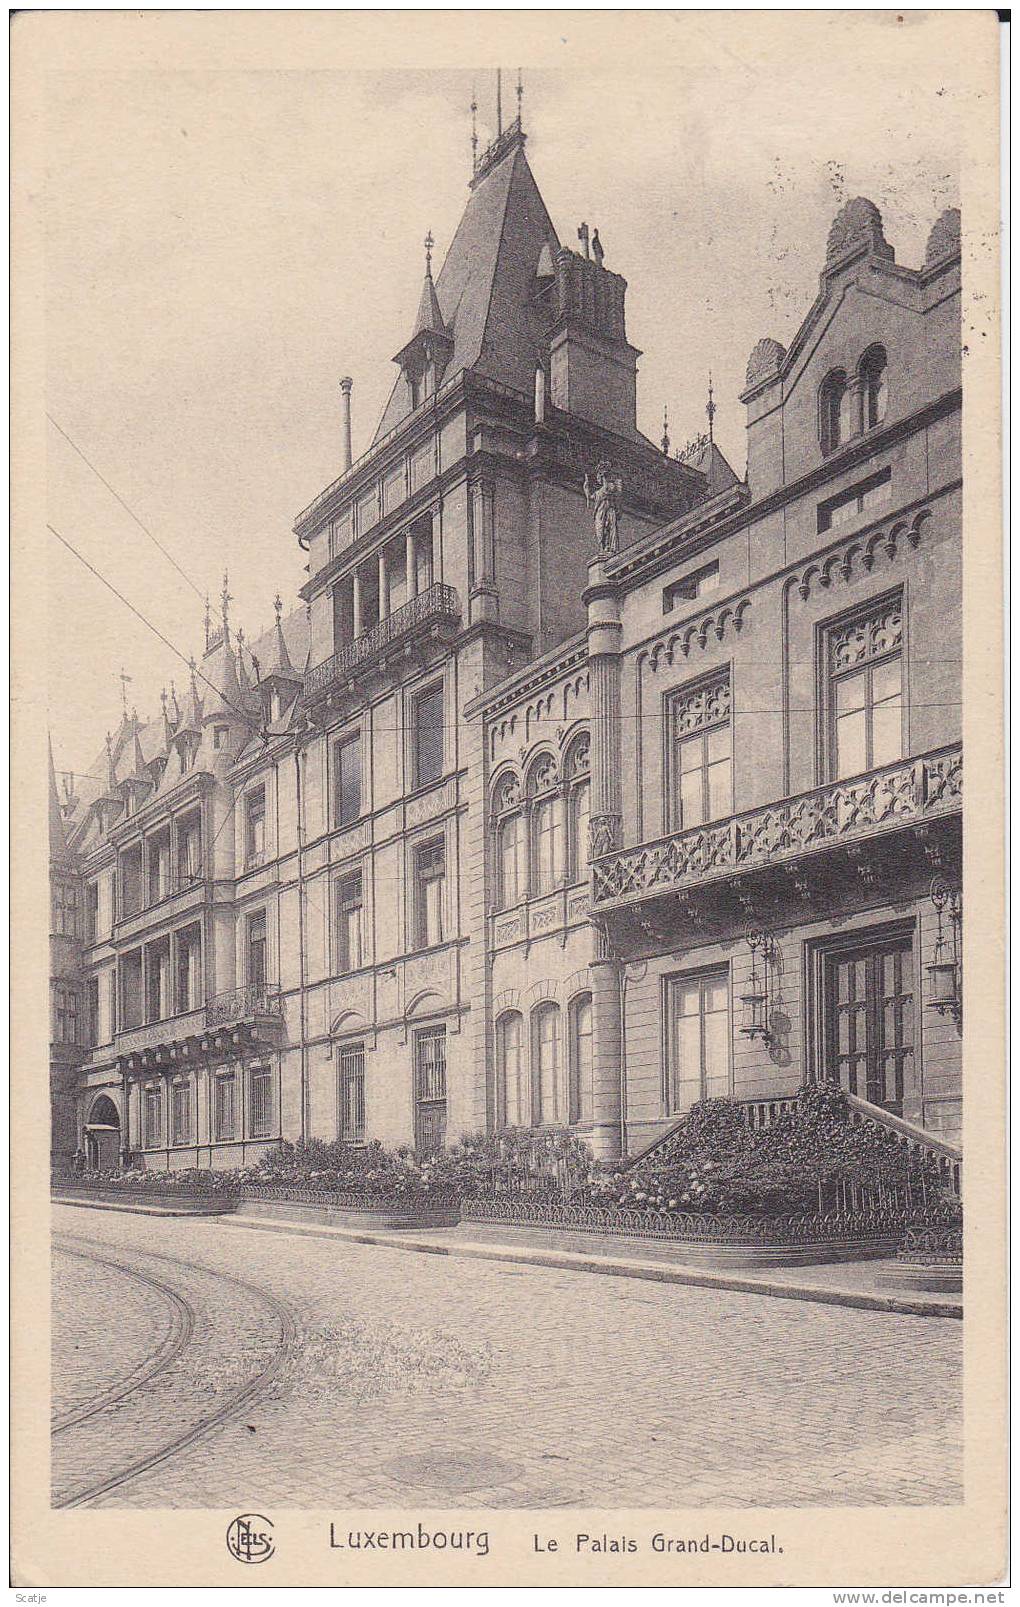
583,461,623,557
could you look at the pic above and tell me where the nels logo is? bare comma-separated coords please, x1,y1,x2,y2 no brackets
226,1514,275,1565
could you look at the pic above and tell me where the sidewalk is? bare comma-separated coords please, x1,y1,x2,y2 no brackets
220,1208,961,1319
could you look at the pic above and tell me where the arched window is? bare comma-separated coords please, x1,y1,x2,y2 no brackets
860,345,888,431
568,993,594,1125
527,756,562,896
531,1002,561,1125
564,734,591,883
820,369,849,455
491,772,522,910
495,1010,524,1128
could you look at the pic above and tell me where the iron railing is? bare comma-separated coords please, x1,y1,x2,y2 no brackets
460,1197,914,1243
205,985,284,1027
304,583,460,699
591,744,962,906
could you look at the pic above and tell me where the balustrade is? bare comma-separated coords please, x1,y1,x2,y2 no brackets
305,583,460,699
592,744,962,905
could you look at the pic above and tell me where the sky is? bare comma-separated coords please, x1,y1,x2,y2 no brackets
44,35,964,786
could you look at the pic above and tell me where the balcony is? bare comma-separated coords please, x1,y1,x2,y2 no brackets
116,987,285,1073
305,583,460,704
592,744,962,918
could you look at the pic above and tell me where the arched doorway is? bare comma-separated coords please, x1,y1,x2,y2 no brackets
84,1094,120,1170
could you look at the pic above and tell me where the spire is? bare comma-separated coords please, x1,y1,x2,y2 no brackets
262,594,301,684
175,658,204,735
103,731,118,794
48,736,67,854
707,371,716,444
236,627,253,696
220,571,232,638
661,404,671,457
470,84,478,174
204,592,212,651
166,681,180,729
411,232,447,340
516,69,523,121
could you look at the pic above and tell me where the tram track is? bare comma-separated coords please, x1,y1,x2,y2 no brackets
51,1231,298,1509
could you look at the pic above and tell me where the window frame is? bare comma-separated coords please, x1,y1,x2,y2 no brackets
335,869,365,974
662,965,732,1116
413,835,446,950
412,681,445,791
820,589,906,784
567,993,594,1126
495,1009,525,1129
244,785,267,868
334,730,363,827
246,908,268,989
530,1001,562,1127
170,1077,192,1146
248,1062,274,1140
664,668,733,833
214,1070,237,1142
859,344,889,433
337,1040,367,1143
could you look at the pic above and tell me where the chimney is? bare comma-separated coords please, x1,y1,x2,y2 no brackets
339,376,353,470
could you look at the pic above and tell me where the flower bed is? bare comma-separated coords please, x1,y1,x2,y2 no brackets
237,1182,460,1231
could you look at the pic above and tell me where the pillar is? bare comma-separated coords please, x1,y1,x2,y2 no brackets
352,569,362,638
586,555,624,1159
469,477,497,623
405,529,416,599
378,548,389,620
339,376,353,471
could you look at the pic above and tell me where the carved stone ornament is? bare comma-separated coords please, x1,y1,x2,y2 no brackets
588,812,621,859
744,337,786,388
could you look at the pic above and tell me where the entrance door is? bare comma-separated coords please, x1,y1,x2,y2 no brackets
414,1025,447,1155
824,933,913,1112
84,1094,121,1168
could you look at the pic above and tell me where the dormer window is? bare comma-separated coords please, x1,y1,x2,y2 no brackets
860,345,888,430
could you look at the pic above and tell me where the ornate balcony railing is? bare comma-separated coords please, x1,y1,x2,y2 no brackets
591,744,961,906
304,584,460,700
205,985,284,1027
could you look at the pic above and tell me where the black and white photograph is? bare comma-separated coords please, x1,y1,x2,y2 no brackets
12,7,1005,1590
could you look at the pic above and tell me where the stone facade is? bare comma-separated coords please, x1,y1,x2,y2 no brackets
48,148,962,1169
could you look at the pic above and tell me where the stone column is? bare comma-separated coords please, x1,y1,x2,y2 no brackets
339,376,353,470
378,548,389,619
352,569,362,638
469,478,497,624
586,556,624,1160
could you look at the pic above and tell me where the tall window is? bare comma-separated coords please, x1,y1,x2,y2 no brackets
860,345,888,430
120,950,143,1030
414,684,444,788
171,1079,191,1145
820,368,853,454
336,871,364,972
53,881,79,936
247,911,267,988
245,787,266,866
414,1026,448,1155
335,733,362,826
667,970,730,1113
147,832,170,904
492,772,522,909
249,1063,273,1139
86,977,100,1046
143,1084,163,1148
495,1011,524,1128
828,597,903,780
146,939,170,1022
670,672,732,830
53,983,79,1045
532,1003,561,1125
414,838,446,948
528,756,562,895
84,881,99,942
338,1043,366,1142
176,813,201,884
568,994,594,1125
565,736,591,882
175,925,201,1013
215,1072,236,1141
823,931,913,1111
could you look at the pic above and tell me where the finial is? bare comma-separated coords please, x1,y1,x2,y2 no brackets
118,667,131,716
578,222,590,259
592,228,604,269
470,84,478,173
203,591,211,649
516,69,523,123
661,404,670,457
274,593,284,623
707,370,716,444
220,571,232,631
424,230,434,277
160,687,167,712
496,68,503,137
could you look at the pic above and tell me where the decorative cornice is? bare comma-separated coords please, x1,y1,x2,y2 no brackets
643,598,752,673
466,633,588,722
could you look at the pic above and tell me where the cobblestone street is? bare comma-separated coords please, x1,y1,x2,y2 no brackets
52,1204,962,1510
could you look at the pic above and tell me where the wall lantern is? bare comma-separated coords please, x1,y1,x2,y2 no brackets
740,928,776,1046
927,876,962,1024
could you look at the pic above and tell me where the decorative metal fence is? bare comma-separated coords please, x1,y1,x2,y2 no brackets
460,1196,917,1243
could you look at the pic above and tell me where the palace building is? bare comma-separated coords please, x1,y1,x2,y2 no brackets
50,115,962,1179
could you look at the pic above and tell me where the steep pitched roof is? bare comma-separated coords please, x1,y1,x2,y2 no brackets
374,135,560,440
48,737,68,857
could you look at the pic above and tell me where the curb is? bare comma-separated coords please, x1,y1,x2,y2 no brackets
52,1195,228,1219
214,1209,961,1320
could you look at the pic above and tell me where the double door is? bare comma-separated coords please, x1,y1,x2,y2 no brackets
824,934,914,1112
